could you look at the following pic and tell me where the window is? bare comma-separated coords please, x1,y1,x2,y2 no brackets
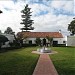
63,41,66,43
29,40,32,44
53,41,58,44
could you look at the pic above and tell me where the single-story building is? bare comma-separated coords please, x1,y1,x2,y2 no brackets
66,36,75,46
1,34,15,48
17,32,66,46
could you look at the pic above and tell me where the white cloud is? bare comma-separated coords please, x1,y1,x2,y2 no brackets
0,1,15,10
0,0,26,33
0,10,21,32
0,0,74,36
29,3,50,16
32,12,73,36
51,0,74,13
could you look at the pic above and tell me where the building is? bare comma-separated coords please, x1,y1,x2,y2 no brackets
1,34,15,48
17,32,66,46
66,36,75,46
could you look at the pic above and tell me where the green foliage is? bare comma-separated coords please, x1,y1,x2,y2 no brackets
50,47,75,75
17,33,23,40
20,4,34,31
46,36,53,42
0,47,39,75
46,36,53,46
4,27,15,35
0,35,9,49
22,44,37,47
35,38,41,46
68,18,75,35
0,35,8,43
53,44,66,47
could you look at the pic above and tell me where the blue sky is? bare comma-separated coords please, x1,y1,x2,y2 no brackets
0,0,75,35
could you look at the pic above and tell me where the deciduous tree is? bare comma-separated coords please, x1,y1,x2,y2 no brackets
4,27,15,35
68,18,75,35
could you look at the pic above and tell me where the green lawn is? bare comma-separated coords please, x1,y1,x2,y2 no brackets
0,47,39,75
50,47,75,75
0,47,75,75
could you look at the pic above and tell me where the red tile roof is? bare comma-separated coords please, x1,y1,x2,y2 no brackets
17,32,63,38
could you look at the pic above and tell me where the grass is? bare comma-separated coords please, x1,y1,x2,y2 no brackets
50,47,75,75
0,47,75,75
0,47,39,75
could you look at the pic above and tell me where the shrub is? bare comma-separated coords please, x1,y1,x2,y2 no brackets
22,44,37,47
53,44,66,47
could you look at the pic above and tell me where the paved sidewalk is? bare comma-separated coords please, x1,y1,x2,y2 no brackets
33,54,58,75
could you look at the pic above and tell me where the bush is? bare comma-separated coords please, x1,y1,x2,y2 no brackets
0,46,22,53
35,38,41,46
22,44,37,47
53,44,66,47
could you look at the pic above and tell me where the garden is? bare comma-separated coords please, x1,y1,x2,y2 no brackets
0,47,75,75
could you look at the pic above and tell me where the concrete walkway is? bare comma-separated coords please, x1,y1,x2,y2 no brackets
33,54,58,75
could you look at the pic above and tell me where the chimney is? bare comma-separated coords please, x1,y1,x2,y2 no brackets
59,30,61,33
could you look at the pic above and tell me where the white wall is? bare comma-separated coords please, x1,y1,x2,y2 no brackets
67,36,75,46
23,38,48,44
23,37,66,45
23,38,36,44
2,34,15,42
1,34,15,48
1,42,10,48
53,37,66,44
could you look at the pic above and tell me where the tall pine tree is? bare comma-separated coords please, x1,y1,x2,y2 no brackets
68,18,75,35
20,4,34,32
